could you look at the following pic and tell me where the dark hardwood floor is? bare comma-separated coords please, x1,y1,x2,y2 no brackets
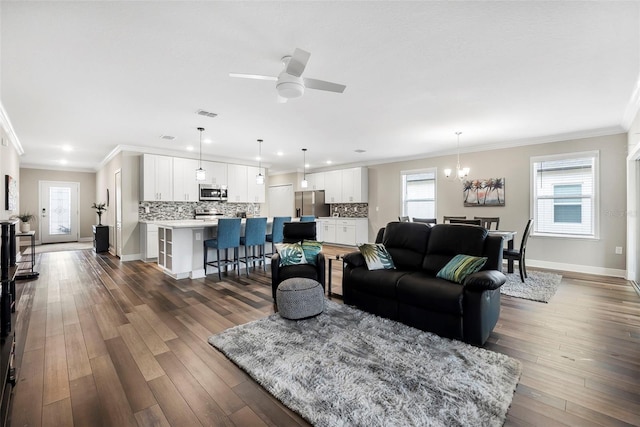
8,247,640,426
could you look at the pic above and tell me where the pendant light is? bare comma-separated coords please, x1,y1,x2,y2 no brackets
195,127,206,181
443,131,470,181
256,139,265,185
301,148,308,188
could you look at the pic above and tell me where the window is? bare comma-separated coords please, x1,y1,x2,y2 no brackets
401,169,436,219
531,152,598,238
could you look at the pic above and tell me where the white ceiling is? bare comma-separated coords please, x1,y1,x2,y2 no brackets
1,1,638,174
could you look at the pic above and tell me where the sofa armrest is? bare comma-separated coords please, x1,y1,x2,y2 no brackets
463,270,506,291
342,251,366,268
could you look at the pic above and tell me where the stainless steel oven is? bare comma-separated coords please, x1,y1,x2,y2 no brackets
199,184,228,201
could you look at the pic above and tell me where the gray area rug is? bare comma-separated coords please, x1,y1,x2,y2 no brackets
501,270,562,303
209,300,521,427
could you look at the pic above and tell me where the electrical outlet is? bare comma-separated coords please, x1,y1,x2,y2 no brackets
195,232,201,241
144,207,150,214
615,246,623,255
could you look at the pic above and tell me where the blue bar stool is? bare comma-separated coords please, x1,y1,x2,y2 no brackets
239,217,268,275
266,216,291,256
300,215,316,222
204,218,242,280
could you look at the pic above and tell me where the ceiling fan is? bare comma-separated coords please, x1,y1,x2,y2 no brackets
230,48,346,102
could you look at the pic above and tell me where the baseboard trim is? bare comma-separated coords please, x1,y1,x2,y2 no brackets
120,253,141,262
525,259,626,278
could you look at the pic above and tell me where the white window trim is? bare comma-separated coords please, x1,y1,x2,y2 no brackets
400,167,437,218
530,150,600,239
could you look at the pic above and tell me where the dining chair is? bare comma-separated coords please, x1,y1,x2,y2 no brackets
265,216,291,256
204,218,242,280
398,216,410,222
474,216,500,230
412,217,437,225
449,218,482,226
300,215,316,222
239,217,268,275
443,216,466,223
503,219,533,282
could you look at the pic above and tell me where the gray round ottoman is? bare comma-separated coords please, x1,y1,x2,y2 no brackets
276,278,325,320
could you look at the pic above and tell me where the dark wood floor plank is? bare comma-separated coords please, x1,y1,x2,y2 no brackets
90,354,138,427
63,322,92,381
125,310,171,355
76,301,109,359
134,404,172,427
69,374,103,427
117,323,166,381
230,406,269,427
105,336,158,412
232,380,308,427
42,397,74,427
43,333,70,405
11,348,45,427
147,375,204,427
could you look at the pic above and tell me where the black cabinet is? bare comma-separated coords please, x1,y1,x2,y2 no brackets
0,221,18,425
93,225,109,253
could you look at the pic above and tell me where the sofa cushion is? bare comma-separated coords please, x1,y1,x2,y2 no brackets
358,243,395,270
275,242,307,266
396,272,464,315
422,225,488,274
345,267,409,299
436,254,487,284
382,222,431,270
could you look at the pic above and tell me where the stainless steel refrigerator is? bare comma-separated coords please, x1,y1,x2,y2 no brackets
294,190,330,218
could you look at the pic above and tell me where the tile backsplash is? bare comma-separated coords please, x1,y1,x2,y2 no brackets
329,203,368,218
139,201,261,221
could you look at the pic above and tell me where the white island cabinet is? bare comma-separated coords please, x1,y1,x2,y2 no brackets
317,218,368,246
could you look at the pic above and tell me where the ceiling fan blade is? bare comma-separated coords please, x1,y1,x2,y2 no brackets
229,73,277,81
303,77,346,93
285,48,311,77
277,94,288,104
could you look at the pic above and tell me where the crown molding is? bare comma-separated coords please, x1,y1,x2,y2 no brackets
0,102,24,156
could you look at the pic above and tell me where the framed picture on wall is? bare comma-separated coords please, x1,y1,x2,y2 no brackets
463,177,505,207
5,175,17,211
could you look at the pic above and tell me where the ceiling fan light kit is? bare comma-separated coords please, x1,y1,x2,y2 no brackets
230,48,346,102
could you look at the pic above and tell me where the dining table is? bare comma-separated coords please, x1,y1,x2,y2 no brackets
487,230,517,273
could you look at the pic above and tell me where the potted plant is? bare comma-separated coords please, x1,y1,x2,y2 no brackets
92,202,107,226
15,212,35,232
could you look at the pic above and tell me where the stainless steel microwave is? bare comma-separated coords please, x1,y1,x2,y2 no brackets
199,184,228,201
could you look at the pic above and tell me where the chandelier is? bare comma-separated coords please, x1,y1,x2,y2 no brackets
444,131,469,181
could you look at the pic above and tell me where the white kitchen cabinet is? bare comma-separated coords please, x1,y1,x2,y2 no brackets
227,164,248,202
323,167,368,203
317,218,368,246
202,160,228,186
172,157,200,201
307,172,325,191
141,154,173,201
342,167,368,203
246,165,266,203
324,170,342,203
140,223,158,261
317,218,336,243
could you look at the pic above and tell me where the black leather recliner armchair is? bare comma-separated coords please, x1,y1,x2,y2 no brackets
271,221,326,300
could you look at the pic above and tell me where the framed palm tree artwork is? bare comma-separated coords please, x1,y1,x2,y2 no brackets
463,178,505,206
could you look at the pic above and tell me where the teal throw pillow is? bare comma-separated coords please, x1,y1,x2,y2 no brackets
301,240,323,266
358,243,395,270
436,254,487,284
275,242,308,267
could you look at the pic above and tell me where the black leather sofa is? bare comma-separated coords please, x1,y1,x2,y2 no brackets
342,222,506,346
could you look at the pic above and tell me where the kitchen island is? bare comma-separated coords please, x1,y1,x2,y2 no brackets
145,218,275,280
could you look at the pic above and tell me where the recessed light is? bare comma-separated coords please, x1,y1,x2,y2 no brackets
256,156,262,161
203,138,212,144
186,145,194,151
277,151,284,156
326,160,332,165
59,159,68,165
62,144,73,152
305,163,310,168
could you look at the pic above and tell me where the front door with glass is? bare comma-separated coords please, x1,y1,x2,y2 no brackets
39,181,79,244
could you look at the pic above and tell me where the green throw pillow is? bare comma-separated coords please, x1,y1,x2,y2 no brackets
275,242,308,266
436,254,487,284
358,243,395,270
301,240,323,266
